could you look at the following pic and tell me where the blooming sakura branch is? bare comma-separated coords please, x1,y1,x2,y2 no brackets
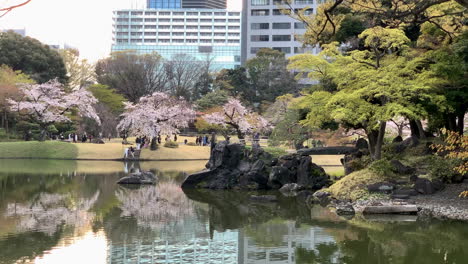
203,98,270,139
8,79,100,139
117,92,195,137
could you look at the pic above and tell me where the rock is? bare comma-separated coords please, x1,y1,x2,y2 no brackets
117,171,157,185
249,195,278,202
280,183,304,192
279,183,304,196
367,182,395,193
355,138,369,150
336,204,355,215
269,166,294,188
206,141,243,169
307,191,331,205
410,175,419,183
393,188,418,196
413,178,435,195
250,160,265,172
392,136,403,143
296,156,329,190
432,179,445,191
238,160,251,173
363,205,419,214
390,160,416,174
395,136,420,153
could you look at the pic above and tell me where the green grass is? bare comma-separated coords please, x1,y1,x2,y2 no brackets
0,141,78,159
325,168,387,201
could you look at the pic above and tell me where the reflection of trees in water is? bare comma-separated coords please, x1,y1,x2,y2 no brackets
115,181,194,230
5,191,100,235
296,243,339,264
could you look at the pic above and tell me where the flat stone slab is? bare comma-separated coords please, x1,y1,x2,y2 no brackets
363,205,419,215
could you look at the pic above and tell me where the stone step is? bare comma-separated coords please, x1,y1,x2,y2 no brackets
363,205,419,214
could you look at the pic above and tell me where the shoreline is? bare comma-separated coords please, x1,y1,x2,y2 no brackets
327,181,468,221
0,157,209,162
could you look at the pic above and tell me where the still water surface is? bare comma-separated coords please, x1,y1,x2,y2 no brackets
0,159,467,264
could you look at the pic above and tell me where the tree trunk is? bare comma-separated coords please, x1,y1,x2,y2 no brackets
415,120,426,140
39,128,47,141
4,111,9,135
374,122,387,160
456,113,465,135
409,120,420,138
150,137,158,151
366,129,378,158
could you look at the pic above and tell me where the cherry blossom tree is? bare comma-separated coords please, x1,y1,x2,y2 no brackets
8,79,100,140
117,92,195,139
203,98,270,140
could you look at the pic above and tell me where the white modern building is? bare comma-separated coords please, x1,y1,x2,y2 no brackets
112,9,242,70
241,0,322,64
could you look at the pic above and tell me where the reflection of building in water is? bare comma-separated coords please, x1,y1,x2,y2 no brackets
107,228,238,263
107,220,340,264
238,221,340,264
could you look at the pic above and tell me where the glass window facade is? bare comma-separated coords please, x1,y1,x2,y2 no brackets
112,9,241,70
147,0,181,9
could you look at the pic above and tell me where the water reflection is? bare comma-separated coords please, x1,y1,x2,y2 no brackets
6,191,99,235
0,160,467,264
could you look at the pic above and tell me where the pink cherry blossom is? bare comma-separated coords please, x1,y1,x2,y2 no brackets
203,98,270,138
117,92,195,137
8,79,100,125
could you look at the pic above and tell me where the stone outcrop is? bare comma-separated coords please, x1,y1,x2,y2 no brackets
117,171,157,184
181,141,330,190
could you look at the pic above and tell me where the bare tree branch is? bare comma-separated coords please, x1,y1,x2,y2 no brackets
0,0,32,18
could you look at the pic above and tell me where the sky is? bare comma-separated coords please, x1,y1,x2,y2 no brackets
0,0,242,62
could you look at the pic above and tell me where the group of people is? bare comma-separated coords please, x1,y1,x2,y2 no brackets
66,133,95,143
195,135,211,146
135,136,150,150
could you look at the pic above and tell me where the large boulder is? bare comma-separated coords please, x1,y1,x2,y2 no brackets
355,138,369,150
279,183,304,196
296,156,329,189
413,178,435,195
269,166,294,188
367,182,396,193
117,171,157,185
390,160,416,174
394,136,419,153
182,142,330,191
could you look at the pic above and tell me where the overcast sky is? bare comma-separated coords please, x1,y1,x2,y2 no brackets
1,0,242,62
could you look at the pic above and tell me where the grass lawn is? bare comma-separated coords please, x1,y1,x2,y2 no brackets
0,141,78,159
140,144,210,160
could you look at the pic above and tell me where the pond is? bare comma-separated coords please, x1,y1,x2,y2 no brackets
0,160,467,264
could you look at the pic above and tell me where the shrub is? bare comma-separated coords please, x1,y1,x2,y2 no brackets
427,155,462,183
369,159,395,178
164,141,179,148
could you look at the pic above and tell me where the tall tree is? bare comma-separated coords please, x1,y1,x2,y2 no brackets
203,98,270,140
0,31,67,83
8,79,100,140
59,48,95,90
290,28,444,160
246,48,299,105
191,58,214,101
164,54,202,101
96,51,167,102
117,92,195,138
0,65,33,133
